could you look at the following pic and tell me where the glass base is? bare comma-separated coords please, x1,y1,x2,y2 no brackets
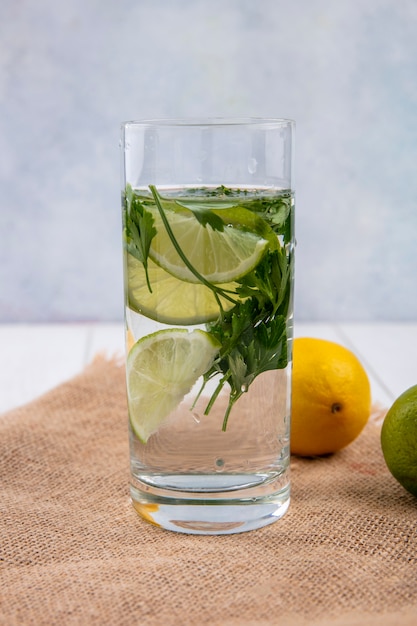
130,475,290,535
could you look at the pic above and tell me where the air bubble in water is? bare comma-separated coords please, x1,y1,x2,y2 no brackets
215,458,225,470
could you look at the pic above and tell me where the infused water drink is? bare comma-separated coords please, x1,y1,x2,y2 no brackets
121,120,295,534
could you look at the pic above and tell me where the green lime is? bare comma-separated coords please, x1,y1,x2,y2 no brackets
127,329,220,443
147,204,270,284
126,253,238,325
381,384,417,497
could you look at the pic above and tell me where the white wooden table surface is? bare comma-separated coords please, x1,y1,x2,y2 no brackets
0,322,416,415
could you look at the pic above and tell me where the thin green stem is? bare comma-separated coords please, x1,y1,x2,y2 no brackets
222,393,243,431
143,262,153,293
203,374,229,416
149,185,238,306
222,402,234,432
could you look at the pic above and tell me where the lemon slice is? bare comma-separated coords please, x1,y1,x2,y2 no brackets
127,329,221,442
126,253,238,325
147,204,269,284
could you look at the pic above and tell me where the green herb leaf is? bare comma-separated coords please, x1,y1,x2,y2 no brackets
247,195,293,243
235,246,292,317
175,201,225,231
123,184,157,292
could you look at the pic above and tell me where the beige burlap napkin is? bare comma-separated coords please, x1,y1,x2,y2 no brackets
1,357,416,626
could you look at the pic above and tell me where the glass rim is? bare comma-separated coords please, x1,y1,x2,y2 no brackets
121,116,295,130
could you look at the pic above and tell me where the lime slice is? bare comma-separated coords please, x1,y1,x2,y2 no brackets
147,204,269,284
127,329,220,442
126,253,238,325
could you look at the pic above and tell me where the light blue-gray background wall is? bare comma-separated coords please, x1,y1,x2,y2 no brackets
1,0,416,322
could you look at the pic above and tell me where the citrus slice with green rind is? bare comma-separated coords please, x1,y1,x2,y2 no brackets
127,329,221,443
147,203,270,284
126,253,238,325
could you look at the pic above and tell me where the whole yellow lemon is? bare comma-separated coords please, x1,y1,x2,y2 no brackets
291,337,371,456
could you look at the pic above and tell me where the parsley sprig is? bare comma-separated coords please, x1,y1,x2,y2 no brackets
122,185,156,292
194,249,291,430
198,299,288,430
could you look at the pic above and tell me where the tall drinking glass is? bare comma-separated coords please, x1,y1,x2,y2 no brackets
120,118,295,534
